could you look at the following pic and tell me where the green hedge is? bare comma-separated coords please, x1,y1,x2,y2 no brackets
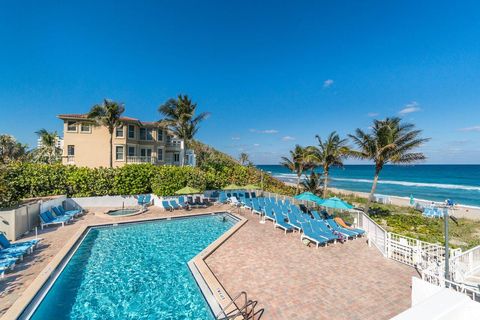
0,161,294,208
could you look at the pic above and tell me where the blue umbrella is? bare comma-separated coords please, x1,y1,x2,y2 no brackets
294,192,324,204
319,197,353,210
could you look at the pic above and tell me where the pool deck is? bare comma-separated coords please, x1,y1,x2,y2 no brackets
0,205,418,319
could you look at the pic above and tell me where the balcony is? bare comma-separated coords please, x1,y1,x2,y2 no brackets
166,139,183,149
66,156,75,165
126,156,158,164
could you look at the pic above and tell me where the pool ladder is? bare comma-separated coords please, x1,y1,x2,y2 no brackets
215,291,264,320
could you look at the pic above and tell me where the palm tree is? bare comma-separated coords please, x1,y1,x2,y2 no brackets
33,129,62,164
239,152,249,165
0,134,27,165
87,99,125,168
301,171,323,195
280,145,315,194
158,95,210,155
349,117,429,212
311,131,350,198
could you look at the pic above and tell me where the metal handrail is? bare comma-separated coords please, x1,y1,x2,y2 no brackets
215,291,262,320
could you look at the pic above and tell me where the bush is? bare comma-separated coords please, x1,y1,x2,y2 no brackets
151,166,207,196
113,164,158,195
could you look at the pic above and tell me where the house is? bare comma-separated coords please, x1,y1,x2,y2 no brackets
58,114,193,168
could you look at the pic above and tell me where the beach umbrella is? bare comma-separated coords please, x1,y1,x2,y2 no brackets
294,192,324,204
319,197,353,210
243,184,260,190
222,184,243,190
175,186,201,195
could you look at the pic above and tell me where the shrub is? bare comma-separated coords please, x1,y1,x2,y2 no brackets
113,164,157,195
151,166,207,196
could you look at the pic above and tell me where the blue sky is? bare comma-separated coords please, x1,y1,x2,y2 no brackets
1,1,479,164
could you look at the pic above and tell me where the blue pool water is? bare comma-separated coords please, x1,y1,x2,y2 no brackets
30,214,236,320
257,164,480,207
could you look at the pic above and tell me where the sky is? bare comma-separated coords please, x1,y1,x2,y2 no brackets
1,1,480,164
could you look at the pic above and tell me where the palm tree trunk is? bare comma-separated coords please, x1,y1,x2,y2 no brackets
109,133,113,168
296,174,301,194
323,170,329,198
365,166,382,215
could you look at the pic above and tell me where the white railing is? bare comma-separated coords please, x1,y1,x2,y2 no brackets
66,156,75,164
450,245,480,282
422,269,480,302
354,210,388,256
126,156,157,164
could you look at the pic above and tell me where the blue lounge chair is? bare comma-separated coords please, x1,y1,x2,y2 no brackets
56,205,82,217
243,198,252,210
137,195,145,205
161,201,174,211
52,206,76,219
169,200,180,210
309,220,339,242
0,258,16,278
325,218,358,238
178,197,189,209
274,212,294,234
300,222,328,248
39,211,71,229
251,192,256,198
263,205,276,222
0,233,39,255
286,211,303,231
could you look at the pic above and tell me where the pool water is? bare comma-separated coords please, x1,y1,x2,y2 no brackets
107,208,140,216
29,214,236,320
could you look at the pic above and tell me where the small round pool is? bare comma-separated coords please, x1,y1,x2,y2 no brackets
106,208,142,217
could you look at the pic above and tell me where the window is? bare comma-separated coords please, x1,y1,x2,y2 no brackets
146,128,153,140
128,125,135,139
140,148,152,157
128,146,136,157
157,148,163,161
157,129,163,141
67,145,75,156
115,146,124,161
116,126,124,138
140,128,153,141
67,121,77,132
80,123,91,133
174,153,180,162
139,128,146,140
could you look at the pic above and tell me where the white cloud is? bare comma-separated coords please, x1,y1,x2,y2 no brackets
249,129,279,134
231,137,240,140
282,136,295,141
399,101,421,115
459,126,480,132
253,143,260,147
323,79,334,88
367,112,379,117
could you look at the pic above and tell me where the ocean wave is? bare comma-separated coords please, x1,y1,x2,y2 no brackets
270,173,480,191
331,178,480,191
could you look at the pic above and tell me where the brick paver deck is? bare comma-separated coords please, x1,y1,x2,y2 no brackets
207,209,418,320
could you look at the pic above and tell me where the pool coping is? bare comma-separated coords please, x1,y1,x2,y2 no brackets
1,209,246,320
188,210,248,318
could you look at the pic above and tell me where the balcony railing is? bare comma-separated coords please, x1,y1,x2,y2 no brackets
126,156,157,164
166,139,183,148
66,156,75,164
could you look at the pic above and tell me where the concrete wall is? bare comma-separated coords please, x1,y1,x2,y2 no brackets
0,202,40,241
70,195,142,207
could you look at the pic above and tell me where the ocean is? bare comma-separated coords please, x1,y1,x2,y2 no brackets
256,164,480,207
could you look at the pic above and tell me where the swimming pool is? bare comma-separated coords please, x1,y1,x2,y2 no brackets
25,213,237,319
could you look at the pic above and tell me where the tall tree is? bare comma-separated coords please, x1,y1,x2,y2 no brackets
0,134,27,165
301,171,323,195
311,131,350,198
349,117,429,213
158,95,210,165
87,99,125,168
280,145,315,194
239,152,249,165
32,129,62,164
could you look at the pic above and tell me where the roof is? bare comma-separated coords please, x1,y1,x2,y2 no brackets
57,114,166,127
